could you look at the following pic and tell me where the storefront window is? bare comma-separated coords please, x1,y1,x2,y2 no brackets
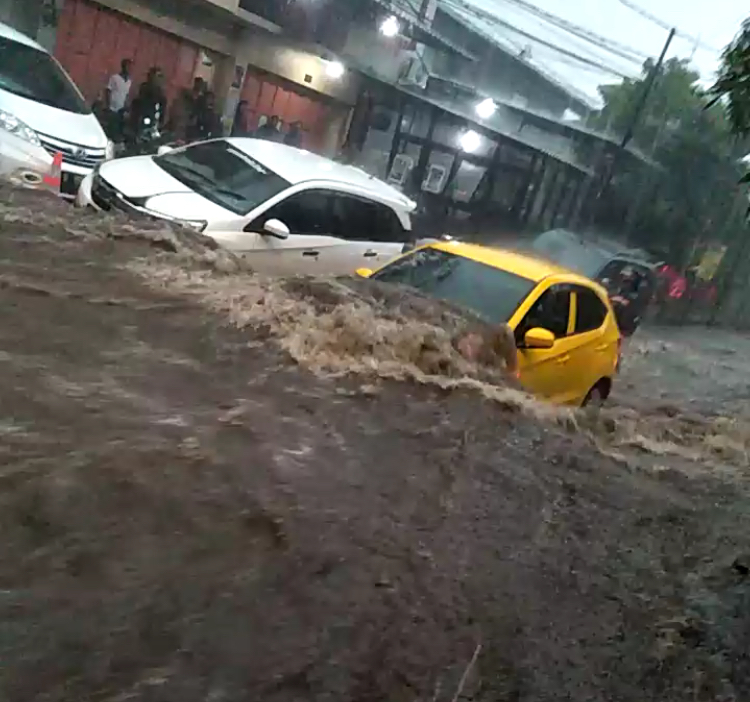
421,150,454,194
357,106,399,179
450,161,487,203
400,104,433,139
387,141,421,190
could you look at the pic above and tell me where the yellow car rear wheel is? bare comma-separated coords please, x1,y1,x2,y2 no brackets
582,380,611,408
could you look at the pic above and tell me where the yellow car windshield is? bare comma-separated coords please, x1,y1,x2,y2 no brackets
372,248,535,325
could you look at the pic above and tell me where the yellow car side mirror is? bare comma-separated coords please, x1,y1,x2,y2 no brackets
355,267,373,278
524,327,555,349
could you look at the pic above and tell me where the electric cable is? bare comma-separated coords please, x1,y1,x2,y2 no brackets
614,0,721,54
492,0,650,64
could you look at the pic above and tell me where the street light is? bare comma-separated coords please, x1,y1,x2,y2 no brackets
325,60,345,79
380,15,400,37
458,130,481,153
475,98,496,119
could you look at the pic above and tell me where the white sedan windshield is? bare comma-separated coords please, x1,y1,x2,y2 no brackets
154,140,290,215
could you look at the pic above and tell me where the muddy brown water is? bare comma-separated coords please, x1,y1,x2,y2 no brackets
0,185,749,701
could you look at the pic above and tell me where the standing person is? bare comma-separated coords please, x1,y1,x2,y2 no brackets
255,114,282,141
130,67,167,136
196,91,223,139
105,59,132,139
187,77,208,141
609,268,646,338
231,100,250,136
169,77,206,143
283,120,303,147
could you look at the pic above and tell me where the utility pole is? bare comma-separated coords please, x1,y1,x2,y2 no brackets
570,27,676,230
611,28,676,160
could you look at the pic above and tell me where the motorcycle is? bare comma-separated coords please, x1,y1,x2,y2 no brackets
114,104,182,158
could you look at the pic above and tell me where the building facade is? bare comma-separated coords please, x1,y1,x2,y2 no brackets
3,0,640,235
8,0,362,154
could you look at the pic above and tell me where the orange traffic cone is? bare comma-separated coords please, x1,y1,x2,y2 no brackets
43,151,63,191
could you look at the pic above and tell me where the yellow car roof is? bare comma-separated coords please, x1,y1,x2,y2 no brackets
428,241,581,283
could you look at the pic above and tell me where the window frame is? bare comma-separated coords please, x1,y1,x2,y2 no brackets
514,283,573,345
328,192,406,243
245,186,406,242
571,284,609,335
244,187,337,236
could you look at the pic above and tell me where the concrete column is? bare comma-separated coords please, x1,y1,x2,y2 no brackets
0,0,44,38
36,0,65,52
211,52,239,134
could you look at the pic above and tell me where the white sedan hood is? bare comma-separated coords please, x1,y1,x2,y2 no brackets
97,156,235,223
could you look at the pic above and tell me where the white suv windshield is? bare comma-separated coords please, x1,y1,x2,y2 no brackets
0,36,89,114
154,140,291,215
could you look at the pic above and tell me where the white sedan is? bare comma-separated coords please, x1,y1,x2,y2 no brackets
77,138,418,275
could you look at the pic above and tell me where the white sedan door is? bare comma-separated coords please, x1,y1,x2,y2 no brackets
326,192,408,272
208,189,410,276
237,189,352,276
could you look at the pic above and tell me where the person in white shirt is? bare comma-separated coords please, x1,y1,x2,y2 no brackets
106,59,132,138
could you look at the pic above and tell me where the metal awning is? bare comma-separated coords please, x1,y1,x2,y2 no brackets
353,64,593,173
427,74,656,168
368,0,477,60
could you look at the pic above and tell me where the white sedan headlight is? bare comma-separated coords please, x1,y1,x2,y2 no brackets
181,219,208,233
0,109,41,147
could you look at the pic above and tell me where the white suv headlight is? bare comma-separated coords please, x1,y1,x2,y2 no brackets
0,109,41,147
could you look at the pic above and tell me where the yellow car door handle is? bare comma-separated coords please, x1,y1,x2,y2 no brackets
595,344,609,352
556,355,571,364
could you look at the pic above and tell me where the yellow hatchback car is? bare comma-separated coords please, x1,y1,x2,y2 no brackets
358,241,621,406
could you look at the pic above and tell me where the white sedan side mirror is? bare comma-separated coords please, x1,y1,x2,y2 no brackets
263,219,290,240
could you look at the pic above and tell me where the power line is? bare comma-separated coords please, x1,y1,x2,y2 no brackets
514,15,643,75
477,17,635,78
531,45,635,77
443,0,647,67
442,0,637,78
492,0,649,65
615,0,721,54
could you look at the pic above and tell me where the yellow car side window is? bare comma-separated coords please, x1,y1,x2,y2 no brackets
515,285,572,343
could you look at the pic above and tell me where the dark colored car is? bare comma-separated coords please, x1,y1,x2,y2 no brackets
528,229,657,337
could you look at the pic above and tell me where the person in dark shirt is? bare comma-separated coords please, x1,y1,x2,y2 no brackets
196,91,223,139
284,120,303,147
130,67,167,134
231,100,250,136
610,269,646,337
255,115,282,141
169,77,207,142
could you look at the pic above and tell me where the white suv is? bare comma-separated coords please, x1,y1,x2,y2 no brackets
0,22,111,198
77,138,418,275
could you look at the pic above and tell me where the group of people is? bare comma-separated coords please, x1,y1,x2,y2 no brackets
231,104,304,147
98,59,223,144
96,58,307,150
